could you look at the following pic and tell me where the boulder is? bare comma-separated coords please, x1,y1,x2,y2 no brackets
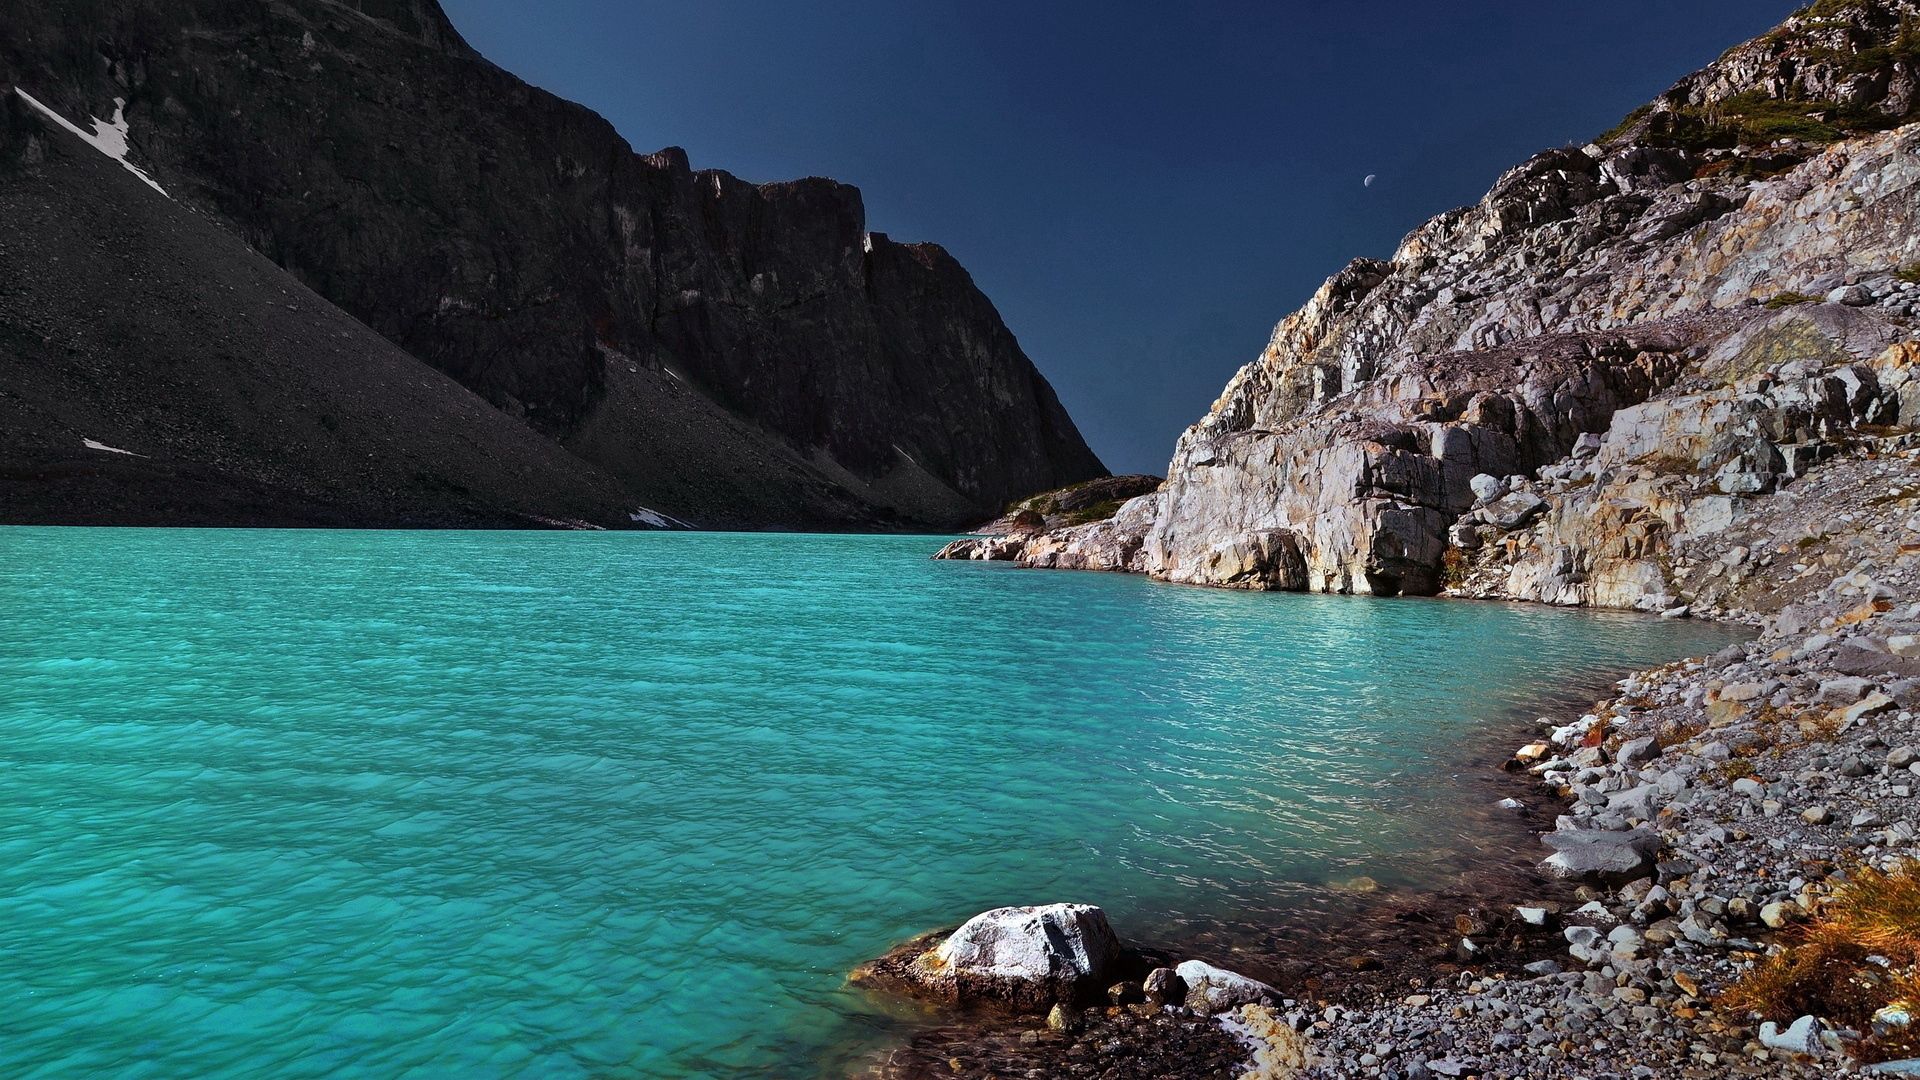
1174,959,1278,1016
1484,490,1548,530
1006,508,1049,536
1141,966,1186,1006
1539,828,1662,883
1759,1014,1826,1056
854,904,1123,1012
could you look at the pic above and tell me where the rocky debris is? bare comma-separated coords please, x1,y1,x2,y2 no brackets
863,998,1263,1079
1297,568,1920,1077
0,0,1105,530
857,915,1310,1075
934,489,1165,573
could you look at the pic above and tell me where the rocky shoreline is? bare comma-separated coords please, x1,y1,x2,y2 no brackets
867,504,1920,1077
888,3,1920,1074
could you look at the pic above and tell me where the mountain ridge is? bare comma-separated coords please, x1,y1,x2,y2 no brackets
0,0,1104,529
942,0,1920,615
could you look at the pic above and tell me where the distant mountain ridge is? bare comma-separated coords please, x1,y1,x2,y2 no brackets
0,0,1104,529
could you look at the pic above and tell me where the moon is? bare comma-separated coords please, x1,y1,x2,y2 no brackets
1364,174,1377,188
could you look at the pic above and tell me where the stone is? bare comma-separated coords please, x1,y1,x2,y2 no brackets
1046,1002,1077,1034
1516,742,1551,763
1470,473,1508,502
1607,783,1660,822
1005,508,1049,537
1615,736,1658,768
1801,805,1832,825
1892,747,1919,770
1829,284,1874,306
1760,901,1798,929
1844,692,1897,724
1141,966,1185,1007
893,904,1124,1010
1819,677,1875,704
1485,490,1549,530
1759,1014,1824,1055
1175,959,1278,1017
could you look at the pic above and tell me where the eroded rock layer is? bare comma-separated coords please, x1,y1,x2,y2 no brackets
965,1,1920,599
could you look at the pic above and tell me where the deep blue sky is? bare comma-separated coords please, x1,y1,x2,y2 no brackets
440,1,1795,475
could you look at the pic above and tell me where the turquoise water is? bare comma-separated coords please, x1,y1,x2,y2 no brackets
0,529,1742,1078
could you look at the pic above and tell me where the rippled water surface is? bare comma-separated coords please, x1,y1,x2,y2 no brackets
0,528,1745,1077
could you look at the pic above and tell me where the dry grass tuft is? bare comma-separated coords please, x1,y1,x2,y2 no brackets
1721,861,1920,1062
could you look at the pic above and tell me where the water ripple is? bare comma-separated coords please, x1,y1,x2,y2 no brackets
0,528,1742,1077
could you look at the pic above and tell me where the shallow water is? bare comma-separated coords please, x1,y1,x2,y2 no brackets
0,528,1743,1077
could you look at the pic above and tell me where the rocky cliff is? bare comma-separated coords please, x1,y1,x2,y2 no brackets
0,92,641,528
0,0,1104,530
948,0,1920,606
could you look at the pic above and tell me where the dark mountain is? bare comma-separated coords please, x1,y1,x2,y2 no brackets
0,93,643,528
0,0,1105,529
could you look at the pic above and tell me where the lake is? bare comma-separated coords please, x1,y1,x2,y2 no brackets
0,528,1743,1077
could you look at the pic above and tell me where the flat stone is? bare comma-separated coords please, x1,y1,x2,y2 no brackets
1540,828,1661,882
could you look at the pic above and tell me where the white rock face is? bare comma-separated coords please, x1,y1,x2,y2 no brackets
1174,959,1279,1016
996,78,1920,604
908,903,1122,1009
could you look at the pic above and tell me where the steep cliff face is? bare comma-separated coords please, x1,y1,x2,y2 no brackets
0,0,1103,529
949,0,1920,601
0,94,642,529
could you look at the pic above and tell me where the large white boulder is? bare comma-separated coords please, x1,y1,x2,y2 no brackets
874,903,1123,1010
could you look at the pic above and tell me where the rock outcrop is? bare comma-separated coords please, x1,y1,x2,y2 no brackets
971,475,1166,534
1452,306,1919,612
0,0,1104,529
983,0,1920,599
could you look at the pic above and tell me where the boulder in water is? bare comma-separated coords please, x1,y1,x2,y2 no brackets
851,903,1123,1011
